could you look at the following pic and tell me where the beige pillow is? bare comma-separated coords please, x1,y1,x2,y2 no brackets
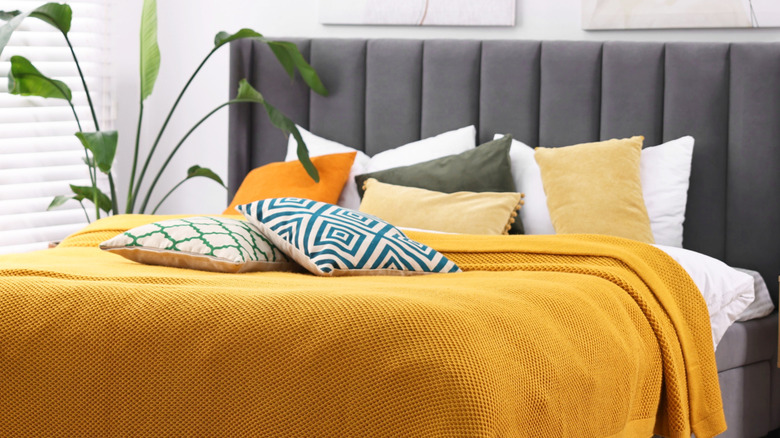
359,178,522,235
534,136,655,244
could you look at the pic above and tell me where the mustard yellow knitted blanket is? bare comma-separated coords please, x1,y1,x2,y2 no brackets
0,215,725,437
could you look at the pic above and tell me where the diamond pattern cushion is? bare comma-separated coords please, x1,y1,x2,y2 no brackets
237,198,461,276
100,216,299,273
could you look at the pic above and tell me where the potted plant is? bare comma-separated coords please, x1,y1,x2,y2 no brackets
0,0,325,219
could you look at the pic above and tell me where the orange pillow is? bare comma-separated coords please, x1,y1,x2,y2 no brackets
223,152,356,214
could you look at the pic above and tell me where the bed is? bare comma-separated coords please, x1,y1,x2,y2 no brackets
227,38,780,437
0,39,777,438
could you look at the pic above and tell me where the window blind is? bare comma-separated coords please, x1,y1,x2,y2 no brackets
0,0,112,254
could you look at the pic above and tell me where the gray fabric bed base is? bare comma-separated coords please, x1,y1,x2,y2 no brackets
228,38,780,438
653,357,777,438
714,314,779,437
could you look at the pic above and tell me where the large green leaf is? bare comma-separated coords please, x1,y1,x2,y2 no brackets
75,131,118,173
0,3,71,58
266,42,295,78
234,78,265,102
287,125,318,181
0,10,31,58
186,165,225,187
234,79,319,182
8,56,72,100
139,0,160,101
70,185,112,213
30,3,71,33
213,28,263,49
267,41,328,96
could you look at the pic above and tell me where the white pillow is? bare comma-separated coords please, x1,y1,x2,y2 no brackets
734,268,775,322
654,244,755,349
364,125,477,173
640,136,694,247
288,125,477,210
504,139,555,235
495,134,695,246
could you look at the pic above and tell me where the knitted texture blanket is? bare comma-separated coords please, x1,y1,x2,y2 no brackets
0,215,725,437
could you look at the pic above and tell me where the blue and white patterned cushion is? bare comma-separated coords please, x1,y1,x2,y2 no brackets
237,198,461,276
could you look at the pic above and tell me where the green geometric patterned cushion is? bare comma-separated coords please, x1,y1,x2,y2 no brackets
100,216,299,273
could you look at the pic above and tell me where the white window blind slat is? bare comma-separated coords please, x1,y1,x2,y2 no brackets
0,136,84,154
0,195,98,227
6,30,103,47
0,0,111,253
0,178,94,201
0,92,108,109
0,195,75,214
0,121,83,138
0,208,88,230
0,106,94,124
0,165,92,185
3,1,107,10
0,150,86,170
13,17,108,33
0,222,87,249
1,45,102,61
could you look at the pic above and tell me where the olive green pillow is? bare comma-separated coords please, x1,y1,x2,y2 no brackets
355,135,523,233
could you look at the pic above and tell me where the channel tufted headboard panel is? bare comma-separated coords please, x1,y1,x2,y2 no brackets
228,39,780,303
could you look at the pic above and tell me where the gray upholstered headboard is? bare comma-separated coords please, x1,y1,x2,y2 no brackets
228,38,780,303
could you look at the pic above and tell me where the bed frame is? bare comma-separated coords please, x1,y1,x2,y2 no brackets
228,38,780,438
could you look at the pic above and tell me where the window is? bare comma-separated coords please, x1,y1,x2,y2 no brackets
0,0,112,254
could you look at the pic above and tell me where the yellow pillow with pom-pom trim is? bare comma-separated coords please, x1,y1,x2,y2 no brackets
359,178,523,235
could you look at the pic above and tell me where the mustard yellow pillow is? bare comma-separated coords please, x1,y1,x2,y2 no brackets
533,136,655,244
359,179,522,235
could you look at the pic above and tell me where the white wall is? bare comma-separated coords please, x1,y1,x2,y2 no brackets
109,0,780,215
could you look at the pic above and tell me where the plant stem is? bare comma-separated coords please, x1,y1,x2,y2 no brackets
64,96,99,219
125,101,144,213
65,100,83,133
93,194,100,220
131,48,217,212
64,34,100,131
138,101,229,213
63,95,99,196
63,33,101,219
108,172,118,215
78,200,90,223
151,178,186,214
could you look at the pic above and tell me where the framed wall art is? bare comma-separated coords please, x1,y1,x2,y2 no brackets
320,0,516,26
582,0,780,29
